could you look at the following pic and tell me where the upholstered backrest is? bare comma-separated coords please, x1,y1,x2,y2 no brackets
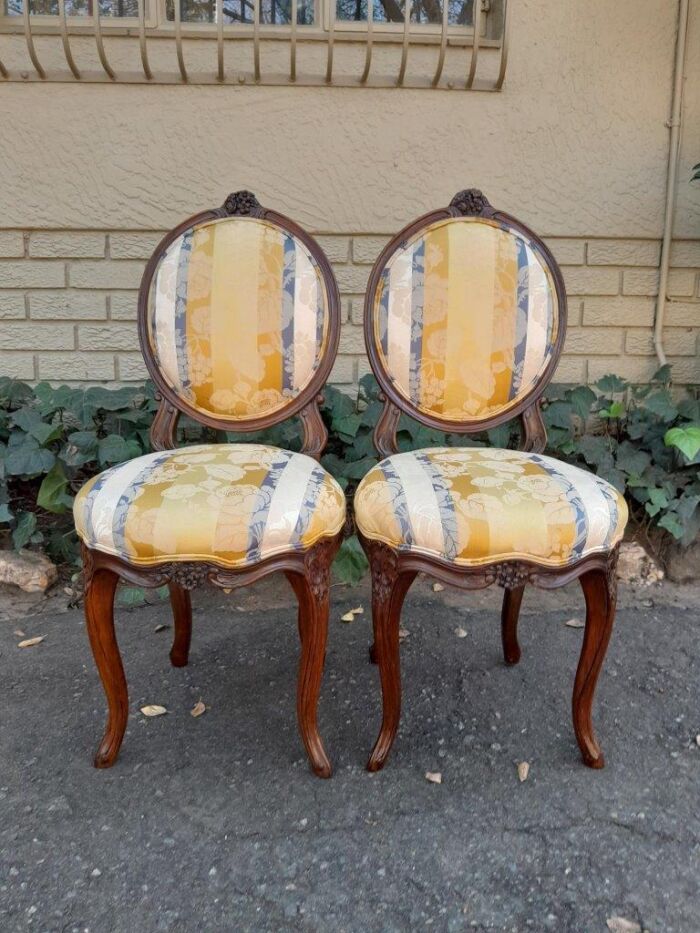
141,195,338,428
365,192,566,429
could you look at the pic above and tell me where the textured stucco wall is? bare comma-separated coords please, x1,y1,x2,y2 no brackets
0,0,699,387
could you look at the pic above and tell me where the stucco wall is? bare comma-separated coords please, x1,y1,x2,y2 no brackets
1,0,699,388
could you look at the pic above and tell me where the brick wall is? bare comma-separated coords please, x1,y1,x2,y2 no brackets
1,230,699,389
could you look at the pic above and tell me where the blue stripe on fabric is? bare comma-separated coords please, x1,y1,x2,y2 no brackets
380,458,416,550
378,268,390,358
82,464,122,544
529,454,588,558
599,482,620,549
413,452,459,560
281,234,296,393
290,464,328,549
245,452,295,563
314,256,325,368
173,230,194,394
110,451,175,555
408,239,425,405
508,236,531,400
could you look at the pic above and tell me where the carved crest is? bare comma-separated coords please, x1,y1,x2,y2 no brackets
493,561,530,589
169,563,210,590
223,190,262,216
449,188,491,217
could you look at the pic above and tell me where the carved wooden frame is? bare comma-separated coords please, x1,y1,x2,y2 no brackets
360,189,620,772
82,191,343,777
137,189,341,458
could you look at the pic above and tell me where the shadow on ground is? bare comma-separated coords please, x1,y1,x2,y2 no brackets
1,577,698,932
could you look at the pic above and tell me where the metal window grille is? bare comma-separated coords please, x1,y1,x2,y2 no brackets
0,0,508,87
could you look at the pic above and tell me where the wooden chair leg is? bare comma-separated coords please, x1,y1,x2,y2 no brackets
84,564,126,769
168,582,192,667
501,584,525,665
366,545,416,772
574,566,617,768
285,540,335,779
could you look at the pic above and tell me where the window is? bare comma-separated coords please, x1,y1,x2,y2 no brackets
336,0,474,27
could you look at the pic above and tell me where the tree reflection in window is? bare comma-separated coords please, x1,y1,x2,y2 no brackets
336,0,473,25
165,0,315,23
4,0,139,13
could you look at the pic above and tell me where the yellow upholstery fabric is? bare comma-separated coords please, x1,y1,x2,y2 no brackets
148,217,328,421
74,444,345,568
372,217,559,422
354,448,627,567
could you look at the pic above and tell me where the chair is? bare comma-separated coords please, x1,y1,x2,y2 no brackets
74,191,345,778
354,189,628,772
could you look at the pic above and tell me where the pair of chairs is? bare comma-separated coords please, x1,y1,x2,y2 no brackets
73,189,627,777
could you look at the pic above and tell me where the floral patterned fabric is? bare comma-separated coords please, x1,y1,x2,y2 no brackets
354,448,627,567
372,217,559,422
74,444,345,568
148,217,328,421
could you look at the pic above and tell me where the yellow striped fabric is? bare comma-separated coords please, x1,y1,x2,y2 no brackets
373,217,559,422
355,448,627,568
148,217,328,421
74,444,346,568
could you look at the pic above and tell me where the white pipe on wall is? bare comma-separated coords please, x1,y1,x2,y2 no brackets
654,0,690,366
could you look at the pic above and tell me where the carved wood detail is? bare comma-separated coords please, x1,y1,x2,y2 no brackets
373,394,401,459
298,396,328,462
448,188,494,218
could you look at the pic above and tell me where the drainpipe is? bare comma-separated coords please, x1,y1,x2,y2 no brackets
654,0,690,366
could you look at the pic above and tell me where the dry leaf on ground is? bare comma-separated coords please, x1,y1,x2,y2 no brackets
606,918,641,933
432,582,444,592
565,618,585,629
14,629,25,637
517,761,530,782
454,627,467,638
18,636,45,649
695,734,700,747
398,628,410,640
154,623,169,633
140,704,167,717
190,700,206,718
425,771,442,784
340,606,364,623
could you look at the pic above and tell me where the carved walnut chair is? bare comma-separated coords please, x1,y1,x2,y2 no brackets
73,191,345,778
354,189,628,772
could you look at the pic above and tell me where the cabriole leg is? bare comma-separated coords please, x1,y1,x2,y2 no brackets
168,582,192,667
574,563,617,768
83,555,126,769
501,584,525,665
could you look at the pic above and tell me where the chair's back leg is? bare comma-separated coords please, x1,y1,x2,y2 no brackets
574,565,617,768
168,582,192,667
501,584,525,665
84,562,126,768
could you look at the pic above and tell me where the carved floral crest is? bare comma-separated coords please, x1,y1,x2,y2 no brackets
449,188,491,217
223,190,262,216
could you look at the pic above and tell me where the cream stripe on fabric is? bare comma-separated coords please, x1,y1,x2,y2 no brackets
520,244,550,390
153,239,181,390
387,247,413,396
260,453,318,555
293,242,318,391
391,452,444,555
89,452,166,553
542,456,613,551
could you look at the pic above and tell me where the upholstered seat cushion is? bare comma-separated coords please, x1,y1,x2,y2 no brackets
74,444,345,568
354,448,627,568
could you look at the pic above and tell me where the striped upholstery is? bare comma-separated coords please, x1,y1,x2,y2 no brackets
148,217,328,421
355,448,627,568
373,217,559,422
74,444,345,568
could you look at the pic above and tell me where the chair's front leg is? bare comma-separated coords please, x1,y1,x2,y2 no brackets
501,584,525,665
285,537,338,779
574,562,617,768
168,582,192,667
364,541,416,773
83,556,126,769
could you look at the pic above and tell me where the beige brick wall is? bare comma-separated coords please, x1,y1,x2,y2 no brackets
0,230,698,389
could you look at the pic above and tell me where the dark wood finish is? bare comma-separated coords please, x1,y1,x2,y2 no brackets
168,582,192,668
138,191,341,460
501,584,524,665
575,557,618,768
359,190,621,773
80,192,343,776
363,188,568,457
82,532,342,775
